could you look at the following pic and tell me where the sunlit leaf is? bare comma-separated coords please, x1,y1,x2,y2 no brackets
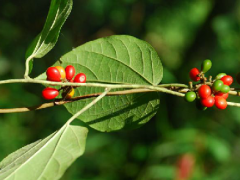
37,35,163,132
0,124,88,180
25,0,73,74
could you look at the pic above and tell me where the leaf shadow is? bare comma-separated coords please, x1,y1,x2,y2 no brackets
85,92,160,132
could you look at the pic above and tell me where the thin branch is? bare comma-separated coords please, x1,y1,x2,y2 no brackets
227,102,240,107
24,55,34,79
66,88,111,124
2,78,240,110
158,84,188,88
0,89,154,113
0,78,185,97
229,90,240,96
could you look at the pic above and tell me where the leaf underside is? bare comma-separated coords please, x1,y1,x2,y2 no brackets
37,35,163,132
26,0,73,73
0,125,88,180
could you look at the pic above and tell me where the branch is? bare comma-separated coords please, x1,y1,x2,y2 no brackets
0,78,185,97
66,88,111,124
227,102,240,107
1,78,240,111
0,89,154,113
24,55,34,79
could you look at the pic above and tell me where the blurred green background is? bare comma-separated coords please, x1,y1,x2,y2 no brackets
0,0,240,179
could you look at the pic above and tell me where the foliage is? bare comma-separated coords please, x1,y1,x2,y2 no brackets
0,0,240,180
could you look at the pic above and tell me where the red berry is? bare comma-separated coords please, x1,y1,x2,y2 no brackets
198,85,211,99
74,73,86,83
215,97,227,109
65,65,75,81
46,67,61,82
214,92,229,99
221,75,233,86
42,87,59,100
55,66,66,79
189,68,200,82
201,96,215,107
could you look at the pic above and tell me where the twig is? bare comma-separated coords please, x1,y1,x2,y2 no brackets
0,89,154,113
227,102,240,107
66,88,111,124
0,79,185,97
1,78,240,110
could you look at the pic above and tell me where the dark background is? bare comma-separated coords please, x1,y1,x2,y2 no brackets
0,0,240,179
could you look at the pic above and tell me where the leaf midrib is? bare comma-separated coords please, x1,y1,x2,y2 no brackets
3,125,67,180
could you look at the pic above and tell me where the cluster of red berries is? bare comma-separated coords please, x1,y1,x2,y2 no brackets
42,65,86,100
185,59,233,110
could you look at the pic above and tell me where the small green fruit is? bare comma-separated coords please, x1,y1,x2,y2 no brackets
212,80,224,92
185,91,197,102
201,59,212,73
221,85,230,93
216,73,227,80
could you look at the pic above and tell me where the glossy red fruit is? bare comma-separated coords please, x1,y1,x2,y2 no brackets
74,73,86,83
214,92,229,99
201,96,215,107
55,66,66,79
221,75,233,86
198,85,211,99
65,65,75,81
42,87,59,100
189,68,200,82
215,97,227,109
46,67,61,82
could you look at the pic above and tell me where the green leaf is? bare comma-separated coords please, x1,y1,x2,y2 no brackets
0,124,88,180
38,35,163,132
25,0,73,72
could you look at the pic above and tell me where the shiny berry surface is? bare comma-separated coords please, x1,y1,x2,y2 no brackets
201,59,212,73
201,96,215,107
74,73,86,83
221,85,230,93
216,73,226,80
55,66,66,79
65,65,75,81
185,92,196,102
215,97,227,109
46,67,61,82
198,85,211,99
214,92,228,99
42,87,59,100
212,80,223,92
221,75,233,86
189,68,200,82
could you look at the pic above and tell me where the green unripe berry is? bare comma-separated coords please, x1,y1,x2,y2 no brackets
185,91,197,102
221,85,230,93
216,73,227,80
212,80,224,92
201,59,212,73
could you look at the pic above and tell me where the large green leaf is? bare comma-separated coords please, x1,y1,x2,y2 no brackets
25,0,73,73
0,124,88,180
37,35,163,132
